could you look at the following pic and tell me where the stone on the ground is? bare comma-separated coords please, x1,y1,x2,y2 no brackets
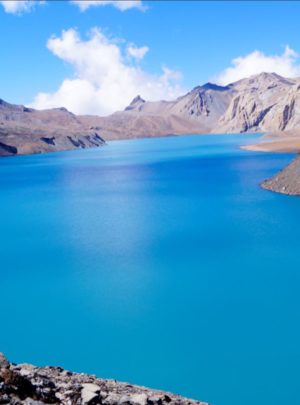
0,353,209,405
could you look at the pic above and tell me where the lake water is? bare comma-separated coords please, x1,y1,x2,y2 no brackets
1,134,300,405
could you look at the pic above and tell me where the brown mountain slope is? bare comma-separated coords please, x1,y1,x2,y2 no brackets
82,72,300,142
0,99,105,156
2,72,300,157
215,73,300,133
78,82,234,140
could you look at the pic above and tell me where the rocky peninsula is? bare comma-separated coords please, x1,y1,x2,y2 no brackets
244,131,300,195
0,354,208,405
260,155,300,195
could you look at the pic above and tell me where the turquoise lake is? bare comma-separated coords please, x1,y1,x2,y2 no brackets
1,134,300,405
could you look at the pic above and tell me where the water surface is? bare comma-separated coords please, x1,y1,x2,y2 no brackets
1,134,299,405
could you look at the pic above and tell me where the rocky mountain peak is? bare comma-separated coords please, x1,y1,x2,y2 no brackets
132,95,145,104
201,82,231,92
125,95,146,111
0,98,15,109
189,83,230,94
232,72,296,90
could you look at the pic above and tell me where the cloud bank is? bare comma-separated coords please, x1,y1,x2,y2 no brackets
0,0,37,14
215,46,300,85
30,28,184,115
127,44,149,60
71,1,144,12
0,0,144,14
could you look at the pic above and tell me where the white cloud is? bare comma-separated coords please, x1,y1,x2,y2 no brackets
127,44,149,60
215,46,300,85
71,0,145,12
30,28,184,116
0,1,144,15
0,0,36,14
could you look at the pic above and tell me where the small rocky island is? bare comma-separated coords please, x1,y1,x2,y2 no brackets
0,354,208,405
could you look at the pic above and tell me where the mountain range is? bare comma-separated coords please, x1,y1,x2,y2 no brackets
1,72,300,156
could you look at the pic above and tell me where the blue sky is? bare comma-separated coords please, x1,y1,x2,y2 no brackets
1,1,300,115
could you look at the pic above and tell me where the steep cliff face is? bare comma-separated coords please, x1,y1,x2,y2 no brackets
215,73,300,133
176,83,233,125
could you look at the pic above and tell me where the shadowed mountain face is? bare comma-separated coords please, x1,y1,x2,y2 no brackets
1,72,300,156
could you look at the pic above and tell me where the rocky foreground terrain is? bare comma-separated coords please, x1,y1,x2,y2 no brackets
0,354,208,405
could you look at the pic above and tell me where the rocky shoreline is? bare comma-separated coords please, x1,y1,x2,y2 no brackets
244,133,300,196
261,154,300,195
0,354,208,405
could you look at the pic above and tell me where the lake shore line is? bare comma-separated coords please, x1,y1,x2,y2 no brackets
243,133,300,196
260,155,300,195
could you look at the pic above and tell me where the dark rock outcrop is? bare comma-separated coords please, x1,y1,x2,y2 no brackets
0,141,18,155
41,137,56,146
0,354,208,405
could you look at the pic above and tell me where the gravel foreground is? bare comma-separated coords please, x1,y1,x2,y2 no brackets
0,354,208,405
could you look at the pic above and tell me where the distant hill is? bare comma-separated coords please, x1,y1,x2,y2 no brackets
0,99,106,156
1,72,300,156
